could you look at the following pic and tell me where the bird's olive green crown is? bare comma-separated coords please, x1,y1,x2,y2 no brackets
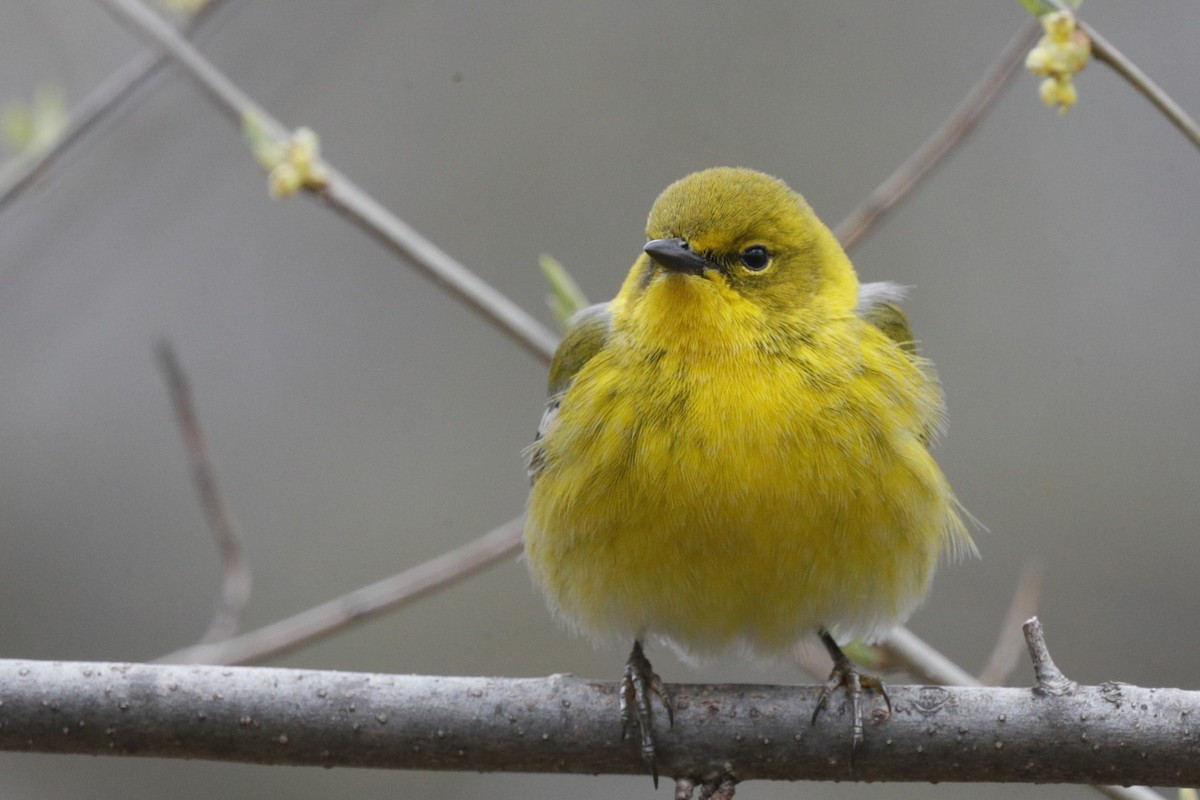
636,167,859,316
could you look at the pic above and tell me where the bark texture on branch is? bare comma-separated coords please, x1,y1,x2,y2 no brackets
0,659,1196,785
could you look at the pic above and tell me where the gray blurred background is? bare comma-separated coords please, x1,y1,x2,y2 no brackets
1,1,1197,798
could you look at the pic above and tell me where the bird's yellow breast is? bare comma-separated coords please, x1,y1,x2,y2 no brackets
526,273,961,657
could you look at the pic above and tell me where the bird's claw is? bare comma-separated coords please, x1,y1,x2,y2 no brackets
812,629,890,750
620,640,673,786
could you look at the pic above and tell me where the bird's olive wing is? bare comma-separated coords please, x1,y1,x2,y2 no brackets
526,302,613,480
856,282,944,445
856,281,916,355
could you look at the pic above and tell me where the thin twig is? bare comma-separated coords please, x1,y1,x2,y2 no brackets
316,176,558,362
157,516,524,665
0,0,236,216
156,341,250,644
94,0,559,365
834,19,1041,252
881,625,980,687
1047,0,1200,152
977,560,1044,686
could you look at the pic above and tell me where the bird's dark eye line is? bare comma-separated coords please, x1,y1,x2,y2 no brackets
739,245,771,271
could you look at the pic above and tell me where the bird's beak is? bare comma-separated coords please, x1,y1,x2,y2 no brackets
644,238,711,277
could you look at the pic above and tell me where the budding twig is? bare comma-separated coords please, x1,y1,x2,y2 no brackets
1046,0,1200,151
94,0,559,364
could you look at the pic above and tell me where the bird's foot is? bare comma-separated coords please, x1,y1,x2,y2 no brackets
811,629,891,749
620,640,673,786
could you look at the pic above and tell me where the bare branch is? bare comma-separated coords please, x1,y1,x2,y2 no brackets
1,658,1198,785
1085,21,1200,151
834,19,1041,252
93,0,559,364
156,341,250,644
977,561,1044,686
157,516,524,665
0,0,236,216
1046,0,1200,151
314,176,558,361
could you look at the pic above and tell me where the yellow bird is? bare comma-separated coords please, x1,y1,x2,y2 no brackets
525,167,973,779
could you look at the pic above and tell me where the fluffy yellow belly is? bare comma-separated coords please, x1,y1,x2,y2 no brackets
525,350,954,658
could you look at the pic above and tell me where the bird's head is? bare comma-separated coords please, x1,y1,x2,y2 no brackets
622,167,859,324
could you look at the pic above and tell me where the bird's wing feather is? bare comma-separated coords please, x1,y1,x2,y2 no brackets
855,281,948,447
855,281,916,355
526,302,613,480
546,302,614,400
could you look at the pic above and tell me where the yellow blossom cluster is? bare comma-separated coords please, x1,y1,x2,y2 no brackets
1025,10,1092,114
244,113,329,198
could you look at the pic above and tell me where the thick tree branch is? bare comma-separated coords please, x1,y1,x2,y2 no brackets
0,659,1197,785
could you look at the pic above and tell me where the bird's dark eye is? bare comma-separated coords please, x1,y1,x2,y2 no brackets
739,245,770,271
